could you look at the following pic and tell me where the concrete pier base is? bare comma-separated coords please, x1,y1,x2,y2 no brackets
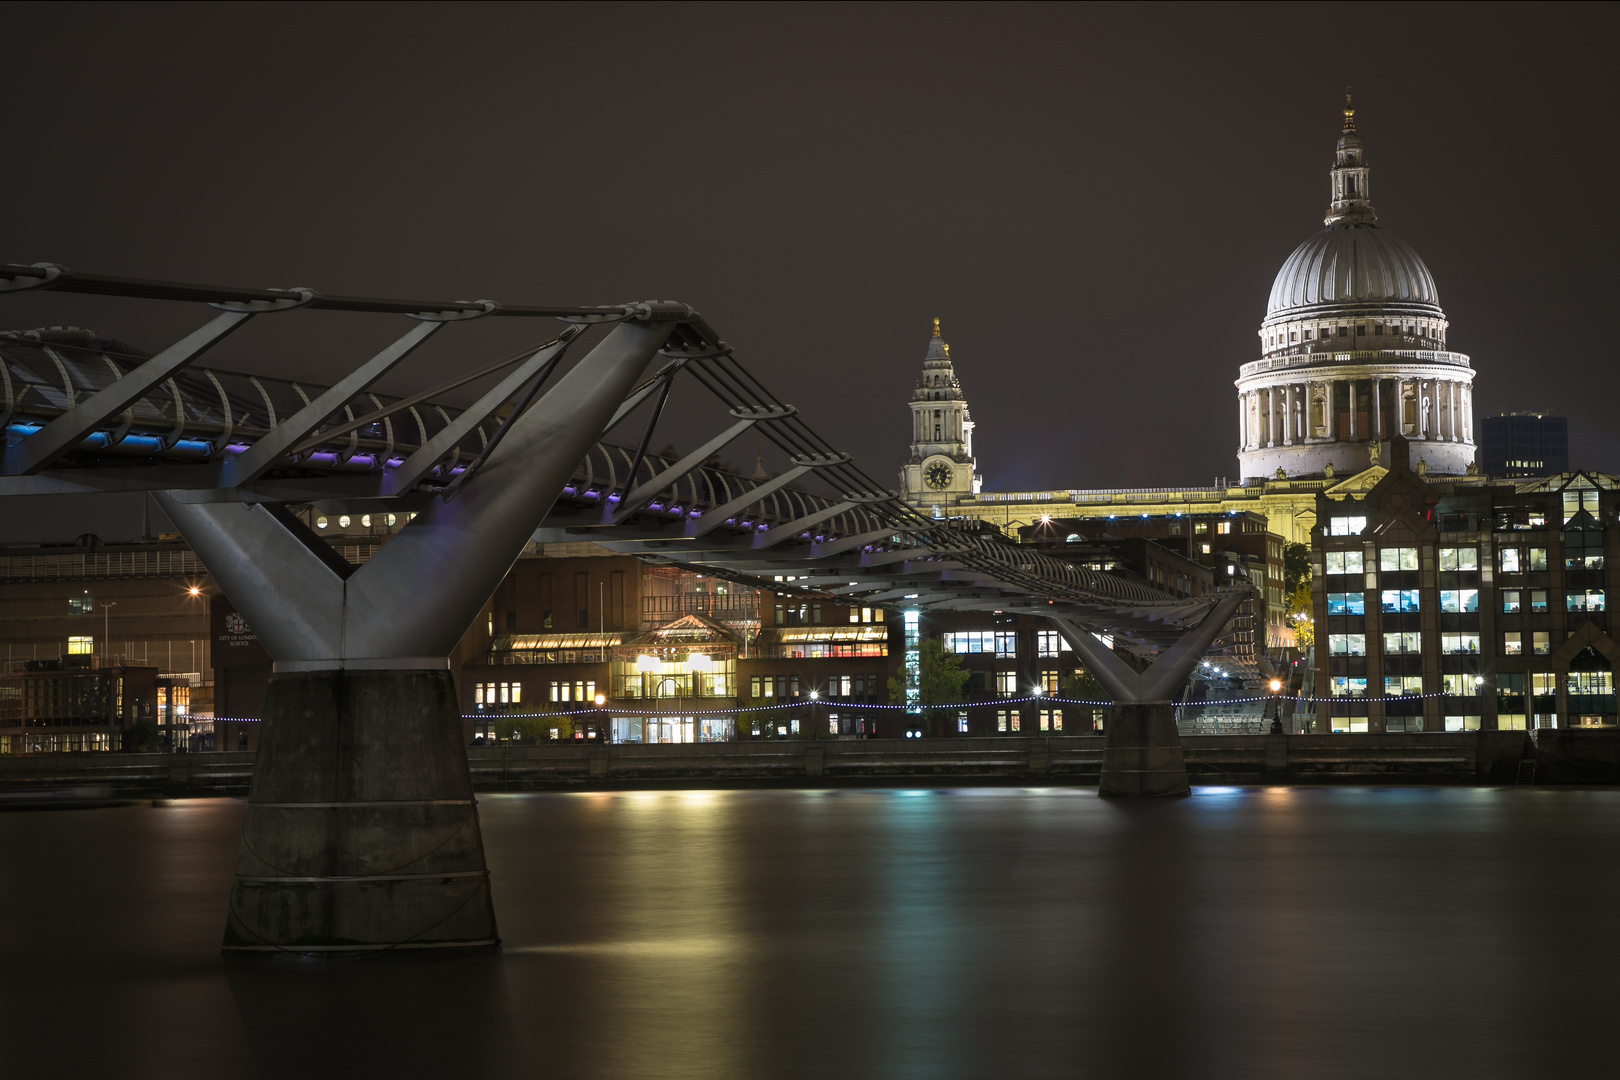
222,669,499,955
1098,704,1190,797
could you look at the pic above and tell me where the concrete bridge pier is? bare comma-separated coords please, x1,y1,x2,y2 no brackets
157,313,683,954
1051,588,1250,799
1097,704,1190,798
225,667,495,952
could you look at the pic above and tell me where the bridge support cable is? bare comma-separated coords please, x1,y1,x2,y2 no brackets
685,452,852,538
427,325,587,497
3,308,264,475
614,374,676,514
281,338,573,459
810,527,927,560
221,316,466,487
751,493,892,550
606,406,796,524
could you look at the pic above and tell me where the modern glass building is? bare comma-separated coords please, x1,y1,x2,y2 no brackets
1481,413,1569,479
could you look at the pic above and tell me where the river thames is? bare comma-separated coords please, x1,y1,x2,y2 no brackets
2,786,1616,1078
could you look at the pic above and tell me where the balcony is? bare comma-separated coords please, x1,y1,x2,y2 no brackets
642,594,760,622
1239,347,1471,380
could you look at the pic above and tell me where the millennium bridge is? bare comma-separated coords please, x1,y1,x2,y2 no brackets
1,262,1250,953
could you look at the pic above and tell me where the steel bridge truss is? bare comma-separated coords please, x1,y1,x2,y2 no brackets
0,261,1251,664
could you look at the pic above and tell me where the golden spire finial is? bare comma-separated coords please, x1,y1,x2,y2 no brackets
932,316,941,338
942,343,950,357
1343,86,1356,131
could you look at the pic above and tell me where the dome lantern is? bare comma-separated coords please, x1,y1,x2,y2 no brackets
1326,90,1376,227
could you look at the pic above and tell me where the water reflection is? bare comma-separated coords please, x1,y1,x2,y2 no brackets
1,787,1619,1078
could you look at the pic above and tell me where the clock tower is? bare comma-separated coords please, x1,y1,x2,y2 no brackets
900,318,981,513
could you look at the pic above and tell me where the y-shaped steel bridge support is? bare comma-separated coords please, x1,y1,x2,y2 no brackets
156,313,683,953
1050,589,1250,797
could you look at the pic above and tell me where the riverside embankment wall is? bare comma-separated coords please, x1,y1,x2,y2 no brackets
3,731,1618,796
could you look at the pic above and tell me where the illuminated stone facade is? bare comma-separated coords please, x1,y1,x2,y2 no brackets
898,318,981,515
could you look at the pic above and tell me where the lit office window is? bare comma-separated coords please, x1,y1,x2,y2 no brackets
1440,590,1479,613
1382,632,1422,654
1330,677,1368,697
1328,634,1366,656
1380,590,1421,613
1441,633,1481,654
1383,675,1423,697
1438,548,1478,571
1325,551,1365,574
1379,547,1419,571
1326,592,1365,615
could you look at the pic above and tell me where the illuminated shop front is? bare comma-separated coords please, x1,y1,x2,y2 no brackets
610,615,738,742
609,714,735,744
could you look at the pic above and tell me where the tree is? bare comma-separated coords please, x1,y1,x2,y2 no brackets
1061,668,1107,703
919,639,970,705
496,714,557,743
122,718,159,752
1283,542,1312,594
737,697,778,738
886,638,971,734
1285,581,1314,651
1061,667,1109,731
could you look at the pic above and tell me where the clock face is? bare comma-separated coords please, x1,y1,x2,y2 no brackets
925,461,953,490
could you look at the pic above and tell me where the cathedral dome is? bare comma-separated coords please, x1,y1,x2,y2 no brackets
1266,223,1440,322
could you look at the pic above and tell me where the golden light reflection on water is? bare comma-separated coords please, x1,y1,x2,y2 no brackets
515,789,752,1078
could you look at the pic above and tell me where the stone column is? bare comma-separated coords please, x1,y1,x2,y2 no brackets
1283,384,1295,445
1450,382,1460,442
1372,376,1383,439
1346,378,1357,440
1462,385,1473,443
1266,387,1277,448
1238,393,1248,451
1327,380,1337,441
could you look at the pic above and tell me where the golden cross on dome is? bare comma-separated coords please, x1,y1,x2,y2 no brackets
932,316,941,337
1343,86,1356,131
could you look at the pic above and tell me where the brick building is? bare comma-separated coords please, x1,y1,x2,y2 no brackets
1311,439,1616,732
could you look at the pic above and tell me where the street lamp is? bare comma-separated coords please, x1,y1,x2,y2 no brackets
1268,677,1284,734
98,600,117,663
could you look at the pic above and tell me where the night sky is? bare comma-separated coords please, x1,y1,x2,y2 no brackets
5,3,1617,541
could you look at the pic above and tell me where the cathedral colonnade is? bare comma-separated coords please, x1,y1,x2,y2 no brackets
1236,365,1474,474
